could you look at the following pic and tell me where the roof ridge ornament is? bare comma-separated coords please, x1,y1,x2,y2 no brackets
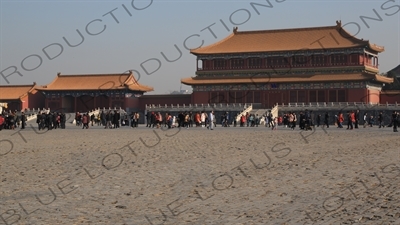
233,27,238,34
336,20,342,27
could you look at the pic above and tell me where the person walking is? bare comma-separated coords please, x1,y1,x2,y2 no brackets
316,114,321,127
392,111,398,132
20,112,26,129
209,111,214,130
378,112,384,128
363,112,368,128
323,112,329,128
338,112,344,128
105,112,112,129
354,110,360,129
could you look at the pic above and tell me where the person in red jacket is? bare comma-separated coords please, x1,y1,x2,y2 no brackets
0,115,4,131
240,115,245,127
338,112,344,128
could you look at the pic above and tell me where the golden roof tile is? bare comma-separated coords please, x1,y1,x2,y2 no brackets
0,83,37,100
191,21,384,55
36,71,153,92
181,73,391,85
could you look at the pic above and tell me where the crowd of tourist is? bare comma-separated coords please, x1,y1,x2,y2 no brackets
0,110,27,130
74,110,140,129
279,110,399,132
2,109,398,132
0,110,67,131
144,111,220,129
36,112,67,130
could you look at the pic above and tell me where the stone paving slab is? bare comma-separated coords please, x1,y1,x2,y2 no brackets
0,122,399,224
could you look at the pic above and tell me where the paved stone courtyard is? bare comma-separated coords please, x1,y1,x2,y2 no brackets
1,120,399,225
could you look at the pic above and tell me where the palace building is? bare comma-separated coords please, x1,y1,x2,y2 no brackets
35,71,153,112
381,64,400,104
181,21,394,108
2,22,398,114
0,83,45,111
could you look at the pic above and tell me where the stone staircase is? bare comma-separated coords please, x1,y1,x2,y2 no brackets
235,104,253,122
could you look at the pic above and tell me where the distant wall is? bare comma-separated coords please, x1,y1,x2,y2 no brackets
138,94,192,111
380,91,400,104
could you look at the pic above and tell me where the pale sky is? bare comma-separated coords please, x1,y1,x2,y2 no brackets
1,0,399,94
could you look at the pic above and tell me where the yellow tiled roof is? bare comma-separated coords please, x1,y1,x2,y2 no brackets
181,73,392,85
191,21,384,55
0,83,37,100
36,71,153,92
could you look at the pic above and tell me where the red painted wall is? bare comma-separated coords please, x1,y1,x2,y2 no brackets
347,89,368,103
125,97,139,110
191,92,209,104
28,92,45,109
380,91,400,104
20,96,29,110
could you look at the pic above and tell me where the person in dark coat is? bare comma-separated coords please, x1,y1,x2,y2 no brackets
113,110,120,129
60,113,66,129
39,112,46,130
100,111,105,126
36,113,42,130
48,112,53,130
316,114,321,127
378,112,384,128
146,111,151,127
53,112,58,129
178,112,184,128
392,111,398,132
354,110,360,129
105,112,112,129
150,112,156,128
21,112,26,129
323,112,329,128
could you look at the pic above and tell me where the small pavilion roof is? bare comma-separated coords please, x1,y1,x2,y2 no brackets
0,83,37,100
36,71,153,92
181,73,393,85
191,21,384,55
